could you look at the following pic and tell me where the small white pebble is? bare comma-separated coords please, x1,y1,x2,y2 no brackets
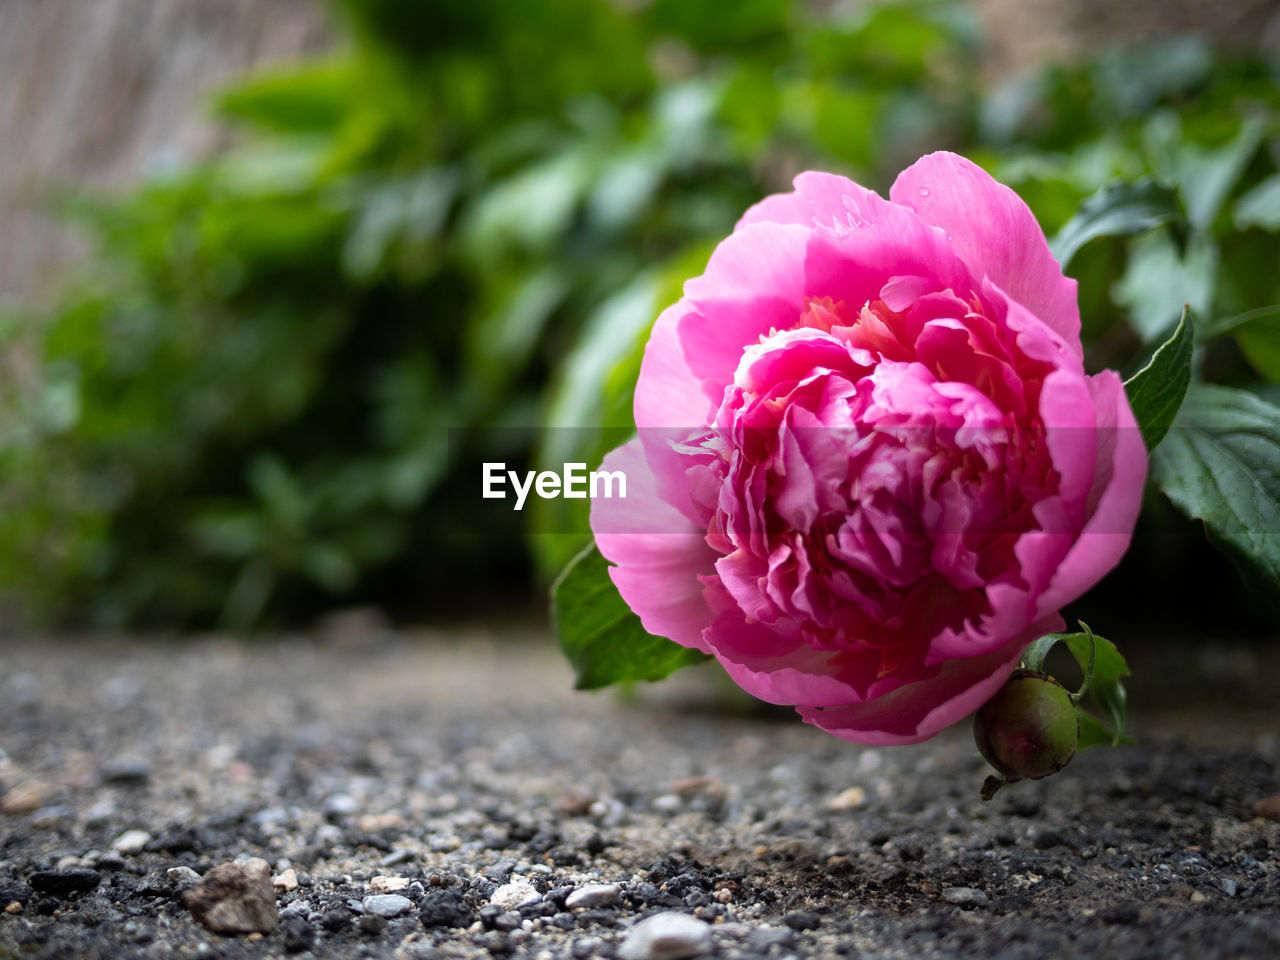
826,786,867,811
619,911,712,960
370,875,410,894
111,829,151,855
490,881,540,911
272,868,298,892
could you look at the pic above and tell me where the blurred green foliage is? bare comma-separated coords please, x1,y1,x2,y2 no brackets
1,0,1278,630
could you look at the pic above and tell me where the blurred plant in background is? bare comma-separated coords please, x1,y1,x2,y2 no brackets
0,0,1277,631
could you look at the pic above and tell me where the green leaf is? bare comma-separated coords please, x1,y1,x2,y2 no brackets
1019,633,1059,674
1114,229,1217,343
551,544,709,690
1200,304,1280,341
529,272,660,578
1143,113,1265,233
1077,710,1135,749
462,151,595,259
222,557,275,632
215,59,354,133
1021,626,1130,746
1090,37,1212,119
300,543,357,594
1204,301,1280,384
1234,174,1280,232
1064,626,1129,743
1048,178,1181,269
1151,384,1280,601
1123,305,1193,450
530,242,716,578
1234,315,1280,384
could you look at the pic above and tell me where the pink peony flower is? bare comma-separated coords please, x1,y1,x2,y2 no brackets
590,152,1148,745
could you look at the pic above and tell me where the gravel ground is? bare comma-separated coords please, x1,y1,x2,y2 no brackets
1,625,1278,960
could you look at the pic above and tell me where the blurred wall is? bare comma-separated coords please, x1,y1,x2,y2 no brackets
0,0,330,302
972,0,1279,73
1,0,1276,303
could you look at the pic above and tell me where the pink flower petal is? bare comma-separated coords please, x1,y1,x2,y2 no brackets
703,611,865,707
1035,370,1147,616
891,152,1081,354
798,621,1057,745
591,439,718,654
633,299,716,431
736,170,878,231
676,222,812,408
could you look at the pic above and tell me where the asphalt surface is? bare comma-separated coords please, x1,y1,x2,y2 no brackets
1,624,1278,959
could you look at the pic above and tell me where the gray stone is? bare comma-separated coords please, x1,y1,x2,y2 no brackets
942,886,989,907
279,900,311,920
619,911,712,960
83,800,118,826
747,926,794,951
182,858,279,934
5,674,40,706
362,894,414,918
380,849,412,867
100,756,152,784
323,794,360,817
565,883,621,909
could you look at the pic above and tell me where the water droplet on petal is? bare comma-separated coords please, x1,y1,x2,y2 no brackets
918,188,930,198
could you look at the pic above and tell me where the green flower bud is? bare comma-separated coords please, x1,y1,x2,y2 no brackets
974,669,1079,781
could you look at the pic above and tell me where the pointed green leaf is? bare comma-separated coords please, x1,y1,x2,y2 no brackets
1235,316,1280,385
1144,113,1264,232
1234,173,1280,232
1151,384,1280,602
1202,304,1280,383
1062,627,1129,744
1048,177,1181,269
1201,304,1280,341
1019,633,1058,674
1114,230,1216,342
1076,710,1135,749
1075,710,1114,751
1123,305,1193,451
551,544,709,690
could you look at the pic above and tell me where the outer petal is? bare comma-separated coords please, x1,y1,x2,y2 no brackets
675,222,813,406
736,170,879,231
1034,370,1147,616
702,610,872,708
891,152,1081,354
797,617,1060,746
591,439,718,654
673,185,983,412
633,298,716,432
